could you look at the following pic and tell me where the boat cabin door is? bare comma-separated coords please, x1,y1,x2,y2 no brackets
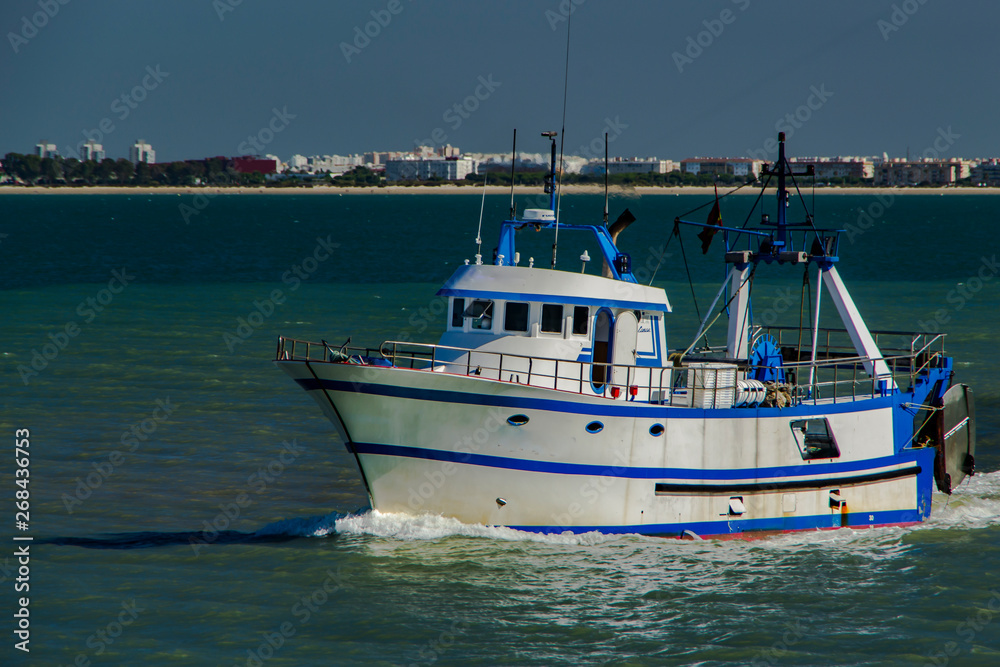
611,311,638,389
591,309,613,390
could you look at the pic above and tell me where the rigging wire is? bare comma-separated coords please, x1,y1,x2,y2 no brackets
551,7,572,269
676,223,705,343
680,264,757,360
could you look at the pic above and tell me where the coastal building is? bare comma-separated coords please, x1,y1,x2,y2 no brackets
35,141,58,158
231,156,278,174
129,140,155,165
680,157,763,178
605,157,675,175
80,141,105,162
289,154,309,170
305,154,364,175
265,154,284,173
385,156,477,181
874,159,970,186
788,157,873,180
971,159,1000,186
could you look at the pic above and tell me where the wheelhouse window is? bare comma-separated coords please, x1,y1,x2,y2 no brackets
790,418,840,460
466,299,494,330
541,304,563,333
504,302,529,332
572,306,589,335
451,298,465,328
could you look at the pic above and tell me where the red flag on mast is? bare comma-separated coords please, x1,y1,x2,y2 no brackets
697,184,722,254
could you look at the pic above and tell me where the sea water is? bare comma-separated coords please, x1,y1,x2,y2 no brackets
2,192,999,665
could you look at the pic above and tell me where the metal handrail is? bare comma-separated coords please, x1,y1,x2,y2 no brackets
276,333,946,407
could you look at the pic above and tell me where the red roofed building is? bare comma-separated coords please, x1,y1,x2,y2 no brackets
231,156,278,174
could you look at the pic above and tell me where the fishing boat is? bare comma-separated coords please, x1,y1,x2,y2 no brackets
274,131,975,538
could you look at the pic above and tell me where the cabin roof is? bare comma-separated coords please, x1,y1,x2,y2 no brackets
437,264,672,313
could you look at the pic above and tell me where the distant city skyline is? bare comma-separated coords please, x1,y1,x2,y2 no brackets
4,1,999,163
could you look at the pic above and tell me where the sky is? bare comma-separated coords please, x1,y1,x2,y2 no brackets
1,0,996,164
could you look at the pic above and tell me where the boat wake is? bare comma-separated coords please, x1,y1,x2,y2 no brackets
255,509,620,546
44,472,1000,550
922,469,1000,531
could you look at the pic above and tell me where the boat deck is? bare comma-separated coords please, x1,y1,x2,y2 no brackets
275,327,946,409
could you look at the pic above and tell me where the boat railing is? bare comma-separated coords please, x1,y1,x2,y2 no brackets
275,332,948,407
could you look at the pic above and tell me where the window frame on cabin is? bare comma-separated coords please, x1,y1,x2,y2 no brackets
540,303,564,334
466,299,494,331
504,301,530,332
572,305,590,336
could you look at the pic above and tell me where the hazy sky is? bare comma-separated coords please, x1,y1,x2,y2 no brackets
2,0,994,163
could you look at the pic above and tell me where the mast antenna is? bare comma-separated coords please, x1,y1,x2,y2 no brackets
475,173,487,265
603,131,609,225
508,128,517,219
551,6,572,269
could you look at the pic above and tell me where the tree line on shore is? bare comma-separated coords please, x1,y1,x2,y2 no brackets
1,153,266,187
1,154,883,189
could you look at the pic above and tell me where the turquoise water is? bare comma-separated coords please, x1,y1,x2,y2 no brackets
2,193,1000,665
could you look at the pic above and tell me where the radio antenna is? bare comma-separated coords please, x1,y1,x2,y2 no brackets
603,132,609,225
551,8,572,269
475,173,487,264
508,129,516,219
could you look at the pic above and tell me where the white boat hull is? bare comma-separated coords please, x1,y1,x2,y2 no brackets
277,359,935,538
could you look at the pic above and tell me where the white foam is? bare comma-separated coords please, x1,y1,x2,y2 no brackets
333,510,619,545
252,471,1000,546
919,470,1000,531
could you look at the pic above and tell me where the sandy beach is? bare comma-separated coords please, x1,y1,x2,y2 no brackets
2,184,999,196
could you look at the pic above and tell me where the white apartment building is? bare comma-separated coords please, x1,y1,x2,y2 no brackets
129,140,155,164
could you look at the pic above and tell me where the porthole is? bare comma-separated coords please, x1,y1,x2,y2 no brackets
649,423,665,437
585,421,604,434
507,414,530,426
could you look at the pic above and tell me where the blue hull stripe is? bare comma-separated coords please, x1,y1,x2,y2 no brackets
654,465,920,493
351,441,924,482
294,376,895,419
505,509,923,537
